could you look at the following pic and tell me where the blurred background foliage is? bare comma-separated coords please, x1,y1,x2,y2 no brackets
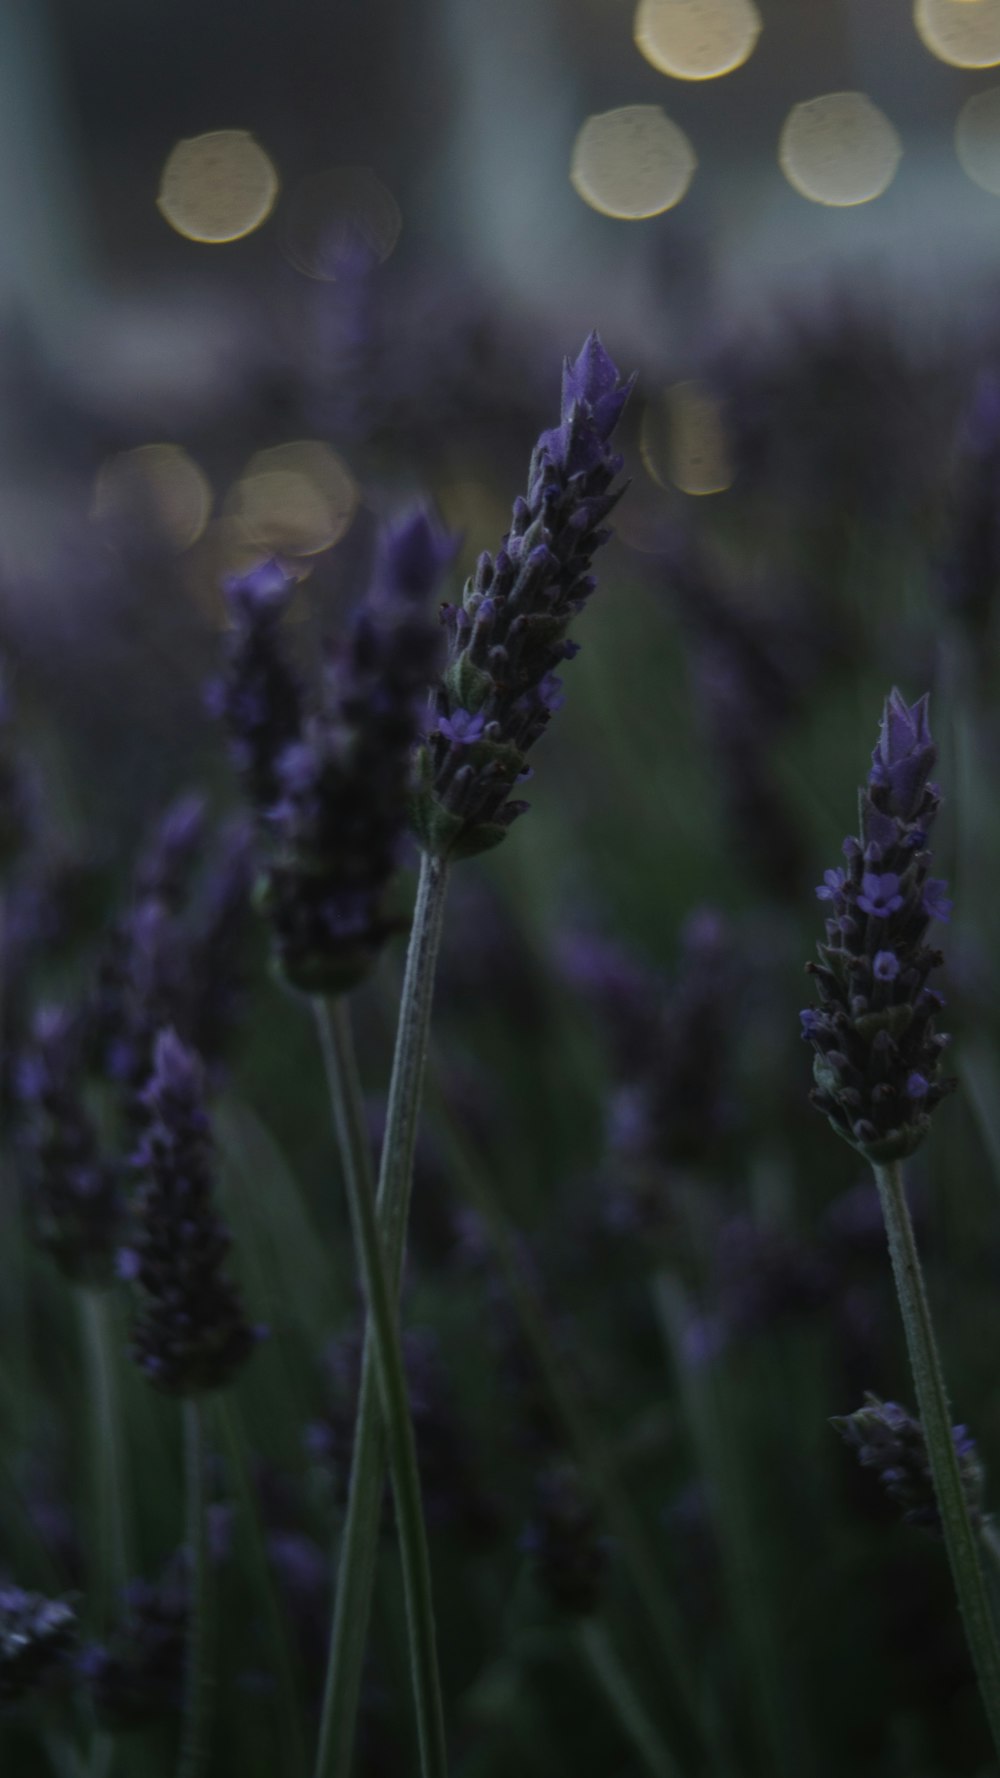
5,2,1000,1774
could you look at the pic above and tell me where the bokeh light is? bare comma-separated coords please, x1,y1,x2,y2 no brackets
157,130,279,243
633,0,762,81
915,0,1000,68
778,93,902,207
570,105,697,218
280,166,401,279
640,381,733,495
956,85,1000,192
92,444,212,549
227,442,359,558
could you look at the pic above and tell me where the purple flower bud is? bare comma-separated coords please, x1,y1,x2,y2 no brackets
872,950,900,982
868,688,937,821
857,872,904,917
922,877,952,923
438,708,487,745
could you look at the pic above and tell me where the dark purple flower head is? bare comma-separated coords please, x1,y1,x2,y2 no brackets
127,1029,257,1395
16,1004,123,1287
832,1392,982,1534
803,690,954,1162
83,1555,189,1729
868,690,936,823
412,333,632,860
254,507,451,993
0,1585,77,1703
216,560,304,814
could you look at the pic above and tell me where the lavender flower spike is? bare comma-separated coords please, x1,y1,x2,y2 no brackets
127,1029,257,1395
802,689,955,1162
257,507,452,993
832,1392,983,1534
215,560,304,814
412,332,633,860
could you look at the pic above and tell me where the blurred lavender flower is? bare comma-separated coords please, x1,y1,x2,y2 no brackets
215,561,305,815
832,1393,983,1535
86,797,252,1110
701,1213,833,1350
521,1461,605,1616
662,538,834,899
0,663,33,880
252,509,452,992
82,1559,188,1729
413,333,632,860
939,368,1000,641
0,1585,76,1704
562,909,737,1176
15,1005,123,1288
802,690,955,1162
126,1029,258,1395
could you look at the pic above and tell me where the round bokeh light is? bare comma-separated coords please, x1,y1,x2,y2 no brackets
157,130,279,243
778,92,902,207
634,0,762,80
570,105,697,218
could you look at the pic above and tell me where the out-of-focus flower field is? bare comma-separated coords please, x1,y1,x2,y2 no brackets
6,4,1000,1775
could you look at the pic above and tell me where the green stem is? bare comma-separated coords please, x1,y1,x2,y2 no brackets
178,1397,213,1778
313,995,447,1778
873,1158,1000,1755
217,1396,307,1776
652,1271,804,1778
79,1289,131,1623
312,852,450,1778
424,1088,719,1771
576,1617,683,1778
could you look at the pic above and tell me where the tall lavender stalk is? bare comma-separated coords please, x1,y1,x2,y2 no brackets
802,689,1000,1754
220,516,454,1777
125,1030,258,1778
315,334,632,1778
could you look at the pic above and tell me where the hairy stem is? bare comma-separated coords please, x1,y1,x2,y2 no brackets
313,852,450,1778
178,1397,213,1778
313,995,447,1778
873,1158,1000,1754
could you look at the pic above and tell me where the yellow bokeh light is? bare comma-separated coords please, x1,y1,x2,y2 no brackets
280,166,401,279
228,442,359,558
92,444,212,550
634,0,762,80
157,131,279,243
641,382,733,496
778,92,902,207
915,0,1000,67
184,518,313,629
570,105,696,218
956,85,1000,192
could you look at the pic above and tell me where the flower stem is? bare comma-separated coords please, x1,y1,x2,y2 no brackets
873,1158,1000,1753
576,1616,683,1778
178,1396,213,1778
313,994,447,1778
79,1289,131,1625
217,1396,307,1775
312,852,450,1778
